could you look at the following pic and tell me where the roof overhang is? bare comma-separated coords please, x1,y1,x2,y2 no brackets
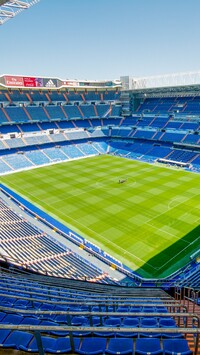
0,0,40,25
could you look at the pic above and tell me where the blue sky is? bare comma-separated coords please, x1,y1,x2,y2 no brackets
1,0,200,80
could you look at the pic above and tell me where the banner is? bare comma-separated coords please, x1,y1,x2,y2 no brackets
43,78,57,88
62,80,78,87
23,77,43,88
0,75,121,89
23,77,36,88
35,78,43,87
4,76,24,87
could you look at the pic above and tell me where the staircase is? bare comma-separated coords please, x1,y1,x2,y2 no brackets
26,93,33,104
60,105,68,119
103,106,112,118
77,105,84,118
23,106,32,121
175,288,200,355
4,92,12,104
1,107,11,122
45,93,52,103
42,106,51,120
106,144,110,153
21,136,28,145
189,153,199,163
149,115,158,126
182,300,200,355
1,157,14,170
81,93,86,102
119,117,125,126
93,105,98,117
1,140,9,149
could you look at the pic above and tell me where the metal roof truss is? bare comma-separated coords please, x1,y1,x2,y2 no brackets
0,0,39,25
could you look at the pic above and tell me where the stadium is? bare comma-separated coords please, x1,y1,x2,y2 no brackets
0,1,200,354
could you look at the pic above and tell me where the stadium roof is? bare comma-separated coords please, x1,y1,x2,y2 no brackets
0,0,39,25
120,71,200,97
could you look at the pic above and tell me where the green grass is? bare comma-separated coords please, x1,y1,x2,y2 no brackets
1,155,200,278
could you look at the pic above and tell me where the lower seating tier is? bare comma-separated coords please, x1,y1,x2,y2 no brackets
0,138,199,175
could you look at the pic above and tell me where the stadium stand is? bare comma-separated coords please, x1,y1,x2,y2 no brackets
0,268,199,354
0,197,115,283
0,84,200,354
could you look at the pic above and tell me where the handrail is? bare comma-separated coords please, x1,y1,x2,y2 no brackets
0,324,199,355
177,286,200,313
0,306,193,319
0,288,175,303
0,268,173,296
0,324,199,333
0,294,185,308
0,276,174,298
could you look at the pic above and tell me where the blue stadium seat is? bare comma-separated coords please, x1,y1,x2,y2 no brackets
20,316,41,325
75,337,106,355
54,314,69,324
135,338,162,355
1,330,33,350
92,316,101,326
70,317,91,336
20,335,78,353
104,317,121,327
0,312,6,322
117,317,139,337
71,316,89,326
38,320,59,334
159,318,177,327
163,339,193,355
46,337,78,354
0,330,11,345
105,338,133,355
0,314,24,325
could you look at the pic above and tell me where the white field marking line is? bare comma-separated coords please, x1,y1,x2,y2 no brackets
151,194,200,270
167,194,200,225
146,223,190,244
51,183,104,204
5,170,200,272
144,190,200,227
143,191,200,270
3,178,193,272
48,176,137,205
156,236,200,271
48,203,152,265
51,208,159,271
4,182,157,270
168,196,188,210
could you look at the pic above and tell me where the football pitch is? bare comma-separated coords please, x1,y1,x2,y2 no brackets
1,154,200,278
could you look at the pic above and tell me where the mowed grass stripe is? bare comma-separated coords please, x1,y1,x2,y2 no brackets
1,155,200,278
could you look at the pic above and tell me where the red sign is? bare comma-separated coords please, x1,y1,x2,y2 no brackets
23,77,36,87
4,75,44,88
5,76,24,87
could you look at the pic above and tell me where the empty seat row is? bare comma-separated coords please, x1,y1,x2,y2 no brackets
0,331,193,355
